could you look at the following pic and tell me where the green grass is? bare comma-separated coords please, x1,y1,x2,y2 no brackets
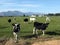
0,16,60,40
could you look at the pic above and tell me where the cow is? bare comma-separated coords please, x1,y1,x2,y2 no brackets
30,17,36,22
24,18,28,23
12,23,20,42
45,16,50,23
13,17,16,23
8,19,11,23
14,17,16,20
33,22,49,36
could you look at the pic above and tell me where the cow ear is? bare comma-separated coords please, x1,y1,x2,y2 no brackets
12,23,15,26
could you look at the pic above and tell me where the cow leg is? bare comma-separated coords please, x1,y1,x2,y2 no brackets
42,30,45,36
13,32,18,42
33,20,34,22
36,29,38,35
33,27,36,34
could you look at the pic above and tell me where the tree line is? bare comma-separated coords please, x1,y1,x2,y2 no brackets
47,13,60,16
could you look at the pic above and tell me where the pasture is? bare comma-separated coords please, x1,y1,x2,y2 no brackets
0,16,60,41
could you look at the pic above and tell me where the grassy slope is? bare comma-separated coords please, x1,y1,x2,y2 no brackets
0,16,60,39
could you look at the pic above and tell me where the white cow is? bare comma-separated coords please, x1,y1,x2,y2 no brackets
30,17,36,22
45,16,50,23
31,15,36,17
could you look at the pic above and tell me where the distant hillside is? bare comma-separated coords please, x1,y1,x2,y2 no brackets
0,11,43,16
0,11,24,16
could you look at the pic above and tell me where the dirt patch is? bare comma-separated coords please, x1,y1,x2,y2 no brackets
3,38,60,45
5,38,16,45
0,38,7,45
5,38,31,45
32,40,60,45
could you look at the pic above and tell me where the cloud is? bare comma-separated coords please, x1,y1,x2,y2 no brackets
18,4,39,7
0,2,39,7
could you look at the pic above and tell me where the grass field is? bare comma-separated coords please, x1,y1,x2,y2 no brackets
0,16,60,40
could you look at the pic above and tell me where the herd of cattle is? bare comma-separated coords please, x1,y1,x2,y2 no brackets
8,16,50,42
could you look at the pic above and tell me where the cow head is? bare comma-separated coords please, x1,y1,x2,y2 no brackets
12,23,20,31
44,23,49,27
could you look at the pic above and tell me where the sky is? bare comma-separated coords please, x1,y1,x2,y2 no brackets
0,0,60,13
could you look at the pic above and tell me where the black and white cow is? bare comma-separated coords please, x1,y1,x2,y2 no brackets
12,23,20,42
8,19,11,23
24,18,28,23
33,22,49,36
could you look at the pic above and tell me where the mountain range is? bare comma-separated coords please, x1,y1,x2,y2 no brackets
0,11,41,16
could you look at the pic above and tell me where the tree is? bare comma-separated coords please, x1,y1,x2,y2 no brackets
23,14,26,17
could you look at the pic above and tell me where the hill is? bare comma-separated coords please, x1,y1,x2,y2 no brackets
0,11,24,16
0,11,43,16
